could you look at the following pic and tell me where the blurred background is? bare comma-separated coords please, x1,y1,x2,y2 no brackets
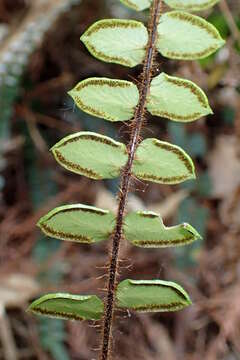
0,0,240,359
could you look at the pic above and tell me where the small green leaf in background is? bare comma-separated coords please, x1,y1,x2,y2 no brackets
39,319,70,360
168,123,207,158
119,0,151,11
38,204,115,243
168,122,187,149
28,293,104,321
123,210,201,247
51,131,128,179
187,133,207,158
81,19,148,67
132,138,195,184
222,106,235,126
116,279,192,312
68,77,139,122
177,197,209,238
147,72,212,122
157,11,225,60
175,197,210,268
164,0,220,11
181,172,212,198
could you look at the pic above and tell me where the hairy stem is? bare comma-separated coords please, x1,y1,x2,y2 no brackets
99,1,162,359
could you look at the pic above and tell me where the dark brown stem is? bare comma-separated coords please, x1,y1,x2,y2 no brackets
99,1,162,359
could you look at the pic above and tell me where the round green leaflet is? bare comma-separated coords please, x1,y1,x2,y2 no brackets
116,279,192,312
157,11,225,60
147,72,213,122
38,204,116,244
51,131,128,180
81,19,148,67
124,210,202,247
132,138,195,184
28,293,104,321
68,77,139,122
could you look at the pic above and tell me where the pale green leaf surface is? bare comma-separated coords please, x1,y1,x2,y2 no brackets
132,138,195,184
124,210,202,247
28,293,104,321
68,77,139,122
51,132,128,179
119,0,151,11
116,279,192,312
81,19,148,67
164,0,220,11
157,11,225,60
147,72,212,122
38,204,115,243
